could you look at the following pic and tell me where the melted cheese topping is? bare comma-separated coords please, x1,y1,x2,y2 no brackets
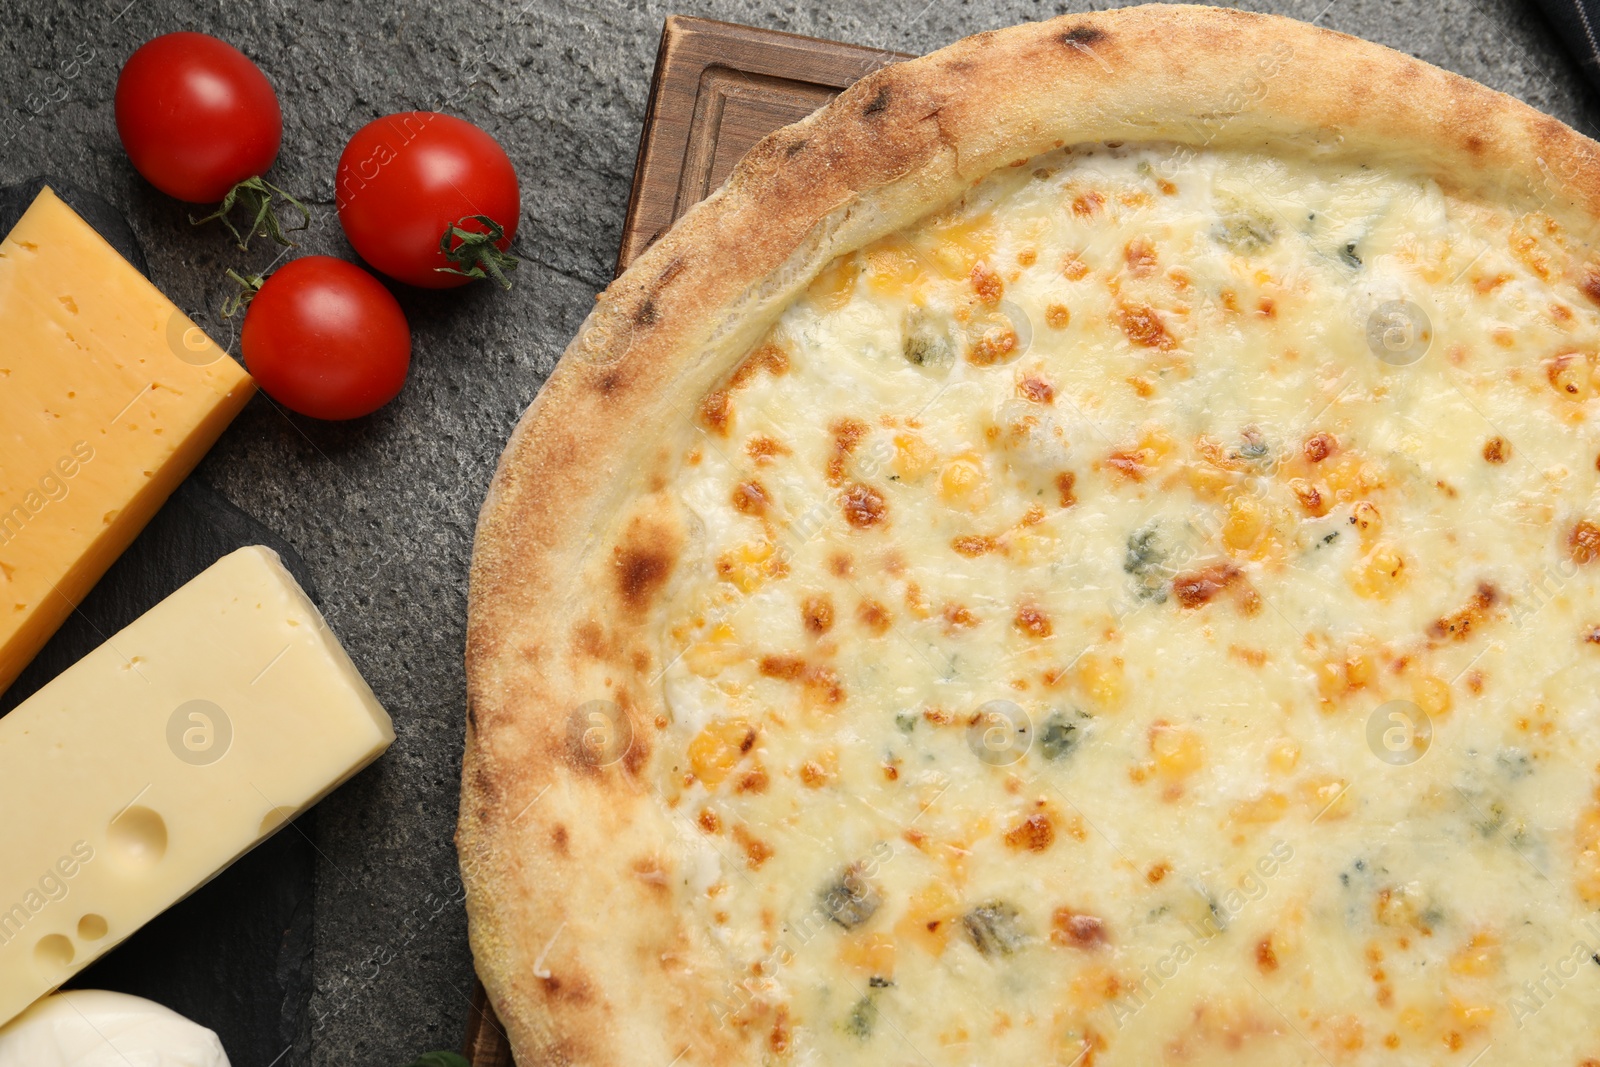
651,143,1600,1065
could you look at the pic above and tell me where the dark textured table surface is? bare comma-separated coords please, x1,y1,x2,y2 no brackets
1,0,1596,1063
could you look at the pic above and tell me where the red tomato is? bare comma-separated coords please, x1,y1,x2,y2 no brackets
241,258,411,421
335,112,520,288
115,33,283,204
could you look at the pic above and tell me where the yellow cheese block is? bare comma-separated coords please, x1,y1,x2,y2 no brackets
0,188,255,694
0,545,394,1026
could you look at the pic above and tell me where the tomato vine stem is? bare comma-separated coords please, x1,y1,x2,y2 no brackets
436,215,520,290
220,268,266,317
192,176,311,251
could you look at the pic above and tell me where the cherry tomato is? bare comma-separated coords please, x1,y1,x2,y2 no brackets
335,112,520,288
115,32,282,204
240,257,411,421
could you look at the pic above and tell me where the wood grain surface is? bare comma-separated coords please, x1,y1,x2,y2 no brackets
615,15,910,271
465,15,908,1066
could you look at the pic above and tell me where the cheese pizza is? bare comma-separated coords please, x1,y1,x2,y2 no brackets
460,7,1600,1065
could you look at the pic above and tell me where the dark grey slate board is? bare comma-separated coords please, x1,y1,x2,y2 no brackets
0,175,150,277
0,178,314,1067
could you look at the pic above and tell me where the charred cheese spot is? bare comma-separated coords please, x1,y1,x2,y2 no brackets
942,604,979,632
733,824,773,868
1072,192,1105,218
1004,812,1055,851
1255,935,1279,973
1106,450,1148,482
769,1007,791,1053
700,390,731,435
1124,238,1158,278
971,262,1004,307
828,417,870,486
1582,264,1600,306
689,718,757,787
1050,909,1107,948
1018,375,1055,403
1014,604,1053,638
731,480,770,516
841,483,888,527
748,435,791,464
1571,521,1600,564
1172,563,1242,609
802,593,835,635
1304,432,1337,463
1429,582,1499,641
857,599,893,633
952,534,999,557
968,325,1019,366
1115,302,1174,349
759,654,806,681
700,344,792,435
731,343,789,386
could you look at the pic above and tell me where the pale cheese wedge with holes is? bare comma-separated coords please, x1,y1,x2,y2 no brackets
0,546,392,1026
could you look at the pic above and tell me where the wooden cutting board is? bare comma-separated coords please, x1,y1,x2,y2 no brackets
463,16,910,1066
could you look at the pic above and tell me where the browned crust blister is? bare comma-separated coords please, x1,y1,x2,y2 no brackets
458,7,1600,1065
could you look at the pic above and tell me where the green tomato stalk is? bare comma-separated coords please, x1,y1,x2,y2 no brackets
437,215,520,290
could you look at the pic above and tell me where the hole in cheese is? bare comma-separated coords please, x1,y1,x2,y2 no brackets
258,807,296,837
106,806,167,870
76,914,107,941
32,934,72,972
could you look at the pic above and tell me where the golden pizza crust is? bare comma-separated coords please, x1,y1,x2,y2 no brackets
459,7,1600,1064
